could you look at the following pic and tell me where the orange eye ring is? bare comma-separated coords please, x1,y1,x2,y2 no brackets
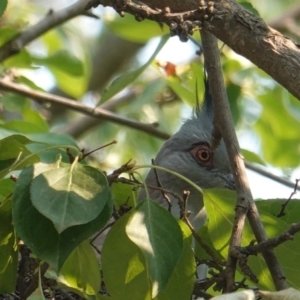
197,149,211,162
190,144,213,167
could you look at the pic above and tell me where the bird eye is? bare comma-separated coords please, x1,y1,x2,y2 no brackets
190,144,213,167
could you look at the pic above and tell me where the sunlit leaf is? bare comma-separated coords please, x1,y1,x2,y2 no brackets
102,212,151,300
126,200,183,297
12,164,113,271
60,240,101,296
154,221,195,300
32,50,84,77
30,162,111,233
203,189,274,289
99,35,169,104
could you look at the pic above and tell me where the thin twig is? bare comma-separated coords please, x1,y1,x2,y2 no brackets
0,78,169,140
0,0,91,63
0,79,297,193
277,178,300,217
245,162,300,191
151,158,172,211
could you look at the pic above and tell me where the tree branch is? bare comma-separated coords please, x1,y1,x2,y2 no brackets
200,30,287,291
86,0,300,100
1,77,298,192
0,0,91,62
0,78,169,140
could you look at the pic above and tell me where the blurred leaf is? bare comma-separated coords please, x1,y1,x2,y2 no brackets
204,190,300,290
241,149,266,165
4,49,33,69
32,50,84,77
167,76,195,108
0,197,18,293
106,14,169,43
254,199,300,289
227,82,241,125
126,200,183,297
0,27,19,46
3,120,47,133
0,94,27,112
238,1,260,16
203,189,274,289
49,67,86,98
0,134,39,179
0,0,7,19
41,30,64,55
22,107,49,132
12,164,113,271
15,76,45,91
254,86,300,167
60,240,101,296
100,35,169,104
31,162,111,233
0,179,15,203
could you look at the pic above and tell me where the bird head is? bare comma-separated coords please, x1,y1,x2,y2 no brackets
139,81,235,228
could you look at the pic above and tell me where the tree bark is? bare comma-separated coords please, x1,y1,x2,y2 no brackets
88,0,300,100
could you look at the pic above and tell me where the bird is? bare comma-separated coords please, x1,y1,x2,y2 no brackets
138,79,235,231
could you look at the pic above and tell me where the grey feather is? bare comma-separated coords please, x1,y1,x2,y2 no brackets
138,81,234,230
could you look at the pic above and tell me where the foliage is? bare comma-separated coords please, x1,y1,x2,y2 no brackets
0,0,299,299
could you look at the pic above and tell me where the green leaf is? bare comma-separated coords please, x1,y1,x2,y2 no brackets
3,119,47,133
203,189,274,289
12,164,113,271
15,75,45,91
0,135,39,179
4,49,33,69
24,132,80,163
32,50,84,77
254,86,300,167
0,94,27,112
238,1,260,16
106,14,169,43
99,35,169,104
241,149,266,165
49,67,87,98
30,162,111,233
0,1,8,19
255,199,300,289
102,212,151,300
0,27,19,46
154,221,195,300
126,200,183,297
60,240,101,296
111,181,137,209
0,196,18,293
0,179,15,203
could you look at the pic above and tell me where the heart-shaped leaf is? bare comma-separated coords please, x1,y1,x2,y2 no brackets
12,165,113,271
30,162,110,233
